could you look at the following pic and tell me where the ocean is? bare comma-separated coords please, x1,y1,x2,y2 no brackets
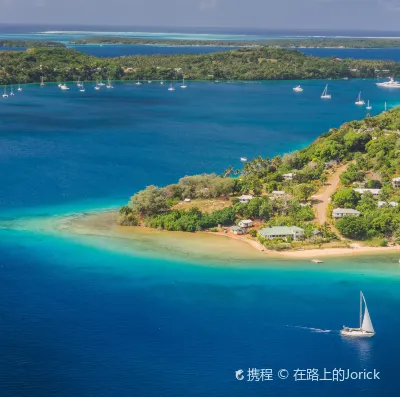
0,26,400,396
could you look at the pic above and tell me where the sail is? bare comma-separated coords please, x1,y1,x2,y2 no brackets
362,300,374,333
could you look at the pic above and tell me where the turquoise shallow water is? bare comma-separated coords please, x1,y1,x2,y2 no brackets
1,77,400,396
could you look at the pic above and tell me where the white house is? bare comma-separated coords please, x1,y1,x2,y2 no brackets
238,219,253,228
392,177,400,188
378,201,398,208
353,188,381,199
332,208,361,219
283,173,296,181
258,226,304,241
238,194,253,204
271,191,286,197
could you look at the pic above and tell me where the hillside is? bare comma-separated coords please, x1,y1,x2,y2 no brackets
119,108,400,250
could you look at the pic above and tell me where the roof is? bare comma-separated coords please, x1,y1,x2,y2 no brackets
312,230,322,235
283,173,295,177
272,191,286,195
258,226,304,236
354,188,381,195
379,201,398,207
393,177,400,182
230,226,245,232
239,219,253,224
238,194,253,200
332,208,361,214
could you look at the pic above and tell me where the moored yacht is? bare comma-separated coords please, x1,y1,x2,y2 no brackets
60,83,70,91
17,83,22,92
10,86,15,96
40,76,45,87
181,77,187,89
106,78,113,89
355,91,365,105
135,79,142,86
168,82,175,91
366,100,372,110
2,86,8,98
293,85,303,92
341,291,375,338
376,77,400,88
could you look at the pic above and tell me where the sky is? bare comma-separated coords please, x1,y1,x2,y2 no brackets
0,0,400,31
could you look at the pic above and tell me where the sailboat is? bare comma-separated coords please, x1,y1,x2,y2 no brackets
60,83,69,91
181,77,187,89
160,80,164,85
106,78,113,89
168,82,175,91
40,76,45,87
94,81,100,90
77,79,82,88
135,79,142,86
2,86,8,98
341,291,375,337
10,86,15,96
79,82,85,92
366,100,372,110
17,83,22,92
321,84,331,99
98,80,105,86
355,91,365,105
293,85,303,92
384,102,387,112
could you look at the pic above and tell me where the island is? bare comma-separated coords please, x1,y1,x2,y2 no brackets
0,46,399,85
117,108,400,254
70,36,400,49
0,40,66,48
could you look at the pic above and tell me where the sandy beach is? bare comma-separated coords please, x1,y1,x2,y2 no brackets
5,209,399,261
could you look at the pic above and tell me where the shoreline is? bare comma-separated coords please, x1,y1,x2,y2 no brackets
4,209,399,261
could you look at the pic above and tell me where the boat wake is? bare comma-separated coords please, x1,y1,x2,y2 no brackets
287,325,333,333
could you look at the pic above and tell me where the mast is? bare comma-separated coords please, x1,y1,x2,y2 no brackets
359,291,363,329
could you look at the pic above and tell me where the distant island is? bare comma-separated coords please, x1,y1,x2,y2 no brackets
118,109,400,253
70,36,400,49
0,46,399,85
0,40,65,48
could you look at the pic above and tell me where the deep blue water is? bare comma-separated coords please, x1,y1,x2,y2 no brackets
0,61,400,395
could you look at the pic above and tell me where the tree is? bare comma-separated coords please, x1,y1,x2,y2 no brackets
333,188,361,208
293,183,314,202
336,216,368,239
130,185,168,216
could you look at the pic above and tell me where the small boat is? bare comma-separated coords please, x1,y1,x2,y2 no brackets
148,80,152,83
106,78,113,89
181,77,187,89
10,86,15,96
40,76,45,87
321,84,331,99
160,80,164,85
311,259,323,263
366,100,372,110
98,81,105,86
168,83,175,91
94,82,100,91
2,86,8,98
60,83,70,91
79,82,85,92
355,91,365,105
135,79,142,86
77,79,82,87
340,291,375,338
17,83,22,92
293,85,303,92
240,157,247,162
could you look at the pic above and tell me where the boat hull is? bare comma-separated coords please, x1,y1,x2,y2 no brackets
340,327,375,337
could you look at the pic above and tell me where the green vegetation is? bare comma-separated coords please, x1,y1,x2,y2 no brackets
71,36,400,49
0,46,399,85
120,108,400,247
0,40,65,48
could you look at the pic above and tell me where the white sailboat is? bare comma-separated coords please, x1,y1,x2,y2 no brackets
79,82,85,92
2,86,8,98
321,84,331,99
293,85,303,92
60,83,70,91
106,78,113,89
135,79,142,86
77,79,82,88
181,77,187,89
366,100,372,110
10,86,15,96
341,291,375,338
98,80,105,86
94,81,100,90
17,83,22,92
160,80,164,85
355,91,365,105
40,76,45,87
168,82,175,91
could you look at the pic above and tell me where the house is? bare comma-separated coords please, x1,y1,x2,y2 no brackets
238,219,253,228
332,208,361,219
353,188,381,199
311,230,322,238
378,201,398,208
184,198,191,202
258,226,304,241
238,194,253,203
283,173,296,181
230,226,246,235
271,191,286,197
392,177,400,188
